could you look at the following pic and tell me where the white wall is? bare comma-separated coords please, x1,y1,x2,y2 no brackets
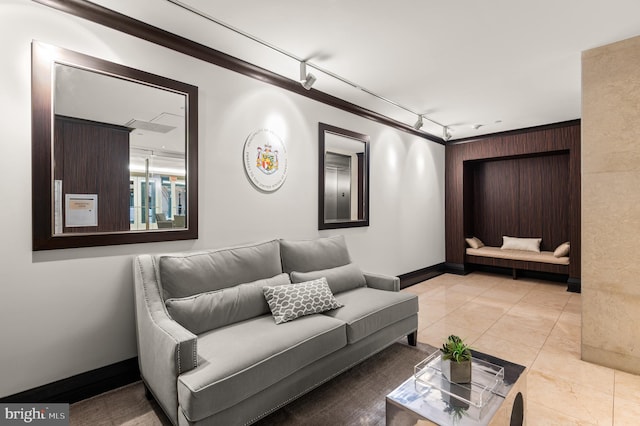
0,0,444,397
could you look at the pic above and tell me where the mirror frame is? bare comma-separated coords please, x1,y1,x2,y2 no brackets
32,41,198,250
318,123,370,230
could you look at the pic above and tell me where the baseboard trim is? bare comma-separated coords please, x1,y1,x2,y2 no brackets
0,357,140,404
567,277,581,293
442,262,467,275
398,263,445,289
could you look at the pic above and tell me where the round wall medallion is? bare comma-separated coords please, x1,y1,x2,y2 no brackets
243,129,288,192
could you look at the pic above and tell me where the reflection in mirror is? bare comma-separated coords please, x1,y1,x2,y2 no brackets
54,64,187,233
32,42,198,250
319,123,370,229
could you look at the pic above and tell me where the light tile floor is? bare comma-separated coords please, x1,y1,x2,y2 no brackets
403,272,640,425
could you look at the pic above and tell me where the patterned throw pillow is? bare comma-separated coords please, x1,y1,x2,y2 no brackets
263,277,342,324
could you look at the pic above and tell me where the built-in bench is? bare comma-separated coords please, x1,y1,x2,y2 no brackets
466,246,569,279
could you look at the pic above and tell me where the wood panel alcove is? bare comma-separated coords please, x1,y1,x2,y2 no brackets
445,120,581,289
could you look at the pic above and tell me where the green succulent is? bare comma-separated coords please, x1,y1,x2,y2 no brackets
440,335,472,363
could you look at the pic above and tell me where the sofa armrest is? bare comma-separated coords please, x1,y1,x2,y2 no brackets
133,255,197,424
363,272,400,292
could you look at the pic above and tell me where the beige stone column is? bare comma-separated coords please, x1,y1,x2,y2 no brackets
582,35,640,374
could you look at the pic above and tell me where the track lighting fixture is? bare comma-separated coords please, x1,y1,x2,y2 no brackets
299,61,317,90
443,126,452,142
413,115,424,130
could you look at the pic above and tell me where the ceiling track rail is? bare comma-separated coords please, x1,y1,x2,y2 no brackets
32,0,445,144
165,0,446,131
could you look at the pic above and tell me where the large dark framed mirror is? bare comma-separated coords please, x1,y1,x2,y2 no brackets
32,41,198,250
318,123,370,230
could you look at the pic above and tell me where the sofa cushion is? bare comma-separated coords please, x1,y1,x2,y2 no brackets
324,287,418,344
177,314,347,422
290,262,367,294
165,273,290,334
279,235,351,273
158,240,283,300
264,278,342,324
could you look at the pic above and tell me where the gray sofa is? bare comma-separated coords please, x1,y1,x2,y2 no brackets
133,236,418,425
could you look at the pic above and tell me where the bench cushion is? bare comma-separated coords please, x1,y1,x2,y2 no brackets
159,240,283,300
466,246,569,265
324,287,418,344
177,314,346,422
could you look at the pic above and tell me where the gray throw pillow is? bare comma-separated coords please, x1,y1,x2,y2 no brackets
290,262,366,294
165,273,291,334
263,277,342,324
279,235,351,273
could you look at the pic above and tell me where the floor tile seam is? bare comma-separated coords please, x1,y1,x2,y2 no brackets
529,357,616,397
540,344,617,378
471,291,526,305
507,299,565,316
525,396,606,425
512,300,569,314
467,288,517,311
498,313,560,332
486,313,556,339
530,311,579,372
503,312,558,335
531,317,615,380
609,373,640,407
525,400,599,425
482,327,548,351
449,294,510,335
526,288,574,301
527,372,615,420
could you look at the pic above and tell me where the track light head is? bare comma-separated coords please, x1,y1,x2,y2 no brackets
299,61,316,90
413,115,424,130
443,126,452,142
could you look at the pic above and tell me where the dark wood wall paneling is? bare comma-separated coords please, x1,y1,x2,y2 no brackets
469,153,569,251
445,120,581,281
54,115,131,233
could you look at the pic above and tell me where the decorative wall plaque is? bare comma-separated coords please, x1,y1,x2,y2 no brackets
243,129,288,192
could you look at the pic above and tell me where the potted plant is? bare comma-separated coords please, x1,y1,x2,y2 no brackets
440,335,472,384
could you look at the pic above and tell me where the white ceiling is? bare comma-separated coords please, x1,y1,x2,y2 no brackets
93,0,640,140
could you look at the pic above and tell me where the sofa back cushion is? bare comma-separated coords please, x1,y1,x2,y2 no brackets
166,273,291,334
159,240,283,300
290,263,366,295
280,235,351,274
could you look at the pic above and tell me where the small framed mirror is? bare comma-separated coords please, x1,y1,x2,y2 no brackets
32,42,198,250
318,123,370,229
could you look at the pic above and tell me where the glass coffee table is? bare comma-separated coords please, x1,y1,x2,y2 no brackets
386,350,526,426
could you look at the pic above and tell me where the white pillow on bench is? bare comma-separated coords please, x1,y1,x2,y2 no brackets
501,236,541,253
